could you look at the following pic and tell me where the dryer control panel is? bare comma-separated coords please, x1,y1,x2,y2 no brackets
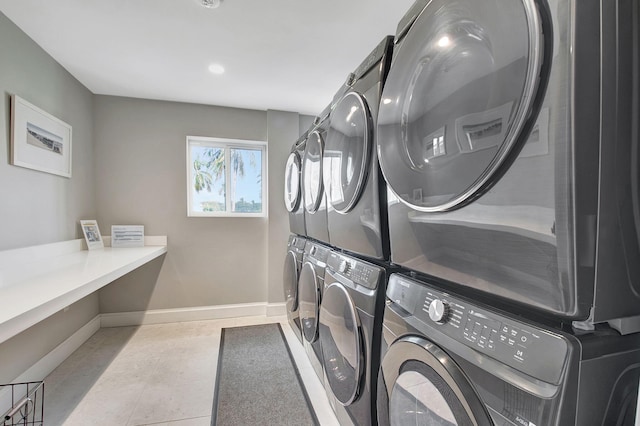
387,274,569,385
326,251,381,290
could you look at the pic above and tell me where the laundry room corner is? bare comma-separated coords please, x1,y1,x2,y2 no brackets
265,110,315,315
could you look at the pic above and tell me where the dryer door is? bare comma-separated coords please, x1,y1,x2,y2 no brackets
324,92,373,213
319,281,363,406
378,336,492,426
284,151,301,213
298,261,321,343
283,250,299,313
303,130,325,214
377,0,543,212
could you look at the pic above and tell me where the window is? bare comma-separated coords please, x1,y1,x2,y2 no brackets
187,136,267,217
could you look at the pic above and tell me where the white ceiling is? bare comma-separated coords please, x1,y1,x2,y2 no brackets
0,0,415,116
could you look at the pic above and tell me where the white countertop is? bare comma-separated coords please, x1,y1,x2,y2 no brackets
0,238,167,344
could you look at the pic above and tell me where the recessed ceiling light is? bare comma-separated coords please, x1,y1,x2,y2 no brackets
199,0,222,8
208,64,225,75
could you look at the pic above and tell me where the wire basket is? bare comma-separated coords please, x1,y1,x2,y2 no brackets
0,382,44,426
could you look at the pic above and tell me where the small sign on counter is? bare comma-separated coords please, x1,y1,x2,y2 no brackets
111,225,144,248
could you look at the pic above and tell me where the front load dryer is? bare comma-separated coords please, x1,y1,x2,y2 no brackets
377,273,640,426
298,240,331,382
376,0,640,331
323,36,393,261
302,106,331,245
284,132,307,237
319,250,392,426
283,234,307,343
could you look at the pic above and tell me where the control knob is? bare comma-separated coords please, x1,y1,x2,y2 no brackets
428,299,450,325
339,260,351,274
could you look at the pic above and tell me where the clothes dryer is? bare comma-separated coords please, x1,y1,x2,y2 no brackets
302,106,331,245
298,240,331,382
284,132,307,236
323,36,393,261
377,0,640,331
377,273,640,426
319,250,392,426
283,234,306,343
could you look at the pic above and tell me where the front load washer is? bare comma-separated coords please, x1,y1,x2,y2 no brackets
302,106,331,245
283,234,307,343
284,132,307,237
376,0,640,330
298,240,331,382
377,273,640,426
323,36,393,261
319,250,391,426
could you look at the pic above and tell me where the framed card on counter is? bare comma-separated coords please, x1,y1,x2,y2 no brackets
80,220,104,250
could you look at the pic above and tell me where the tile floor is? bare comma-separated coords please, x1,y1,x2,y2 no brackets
44,315,340,426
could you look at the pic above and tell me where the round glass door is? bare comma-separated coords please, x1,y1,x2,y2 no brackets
379,337,491,425
298,262,321,343
303,131,325,214
282,251,299,313
324,92,373,213
319,282,362,405
377,0,543,212
284,152,301,212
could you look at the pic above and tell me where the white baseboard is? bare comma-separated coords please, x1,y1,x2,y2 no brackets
11,315,101,383
100,302,277,327
266,303,286,317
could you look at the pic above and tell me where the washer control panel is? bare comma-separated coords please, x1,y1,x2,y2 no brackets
386,274,569,385
327,251,381,290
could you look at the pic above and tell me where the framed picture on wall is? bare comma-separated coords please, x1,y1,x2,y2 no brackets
80,220,104,250
10,95,73,178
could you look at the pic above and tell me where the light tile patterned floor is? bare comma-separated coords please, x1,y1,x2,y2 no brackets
44,315,339,426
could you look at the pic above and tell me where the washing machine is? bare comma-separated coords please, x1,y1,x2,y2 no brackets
323,36,393,261
302,106,331,245
377,273,640,426
376,0,640,331
298,239,331,382
284,131,307,236
283,234,307,343
319,250,393,426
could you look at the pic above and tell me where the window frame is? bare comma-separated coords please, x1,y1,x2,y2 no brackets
186,136,268,218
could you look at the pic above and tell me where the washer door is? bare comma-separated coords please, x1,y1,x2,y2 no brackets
298,262,321,343
282,250,299,312
324,92,373,213
379,336,492,426
319,282,363,405
377,0,543,212
284,151,302,213
303,130,325,214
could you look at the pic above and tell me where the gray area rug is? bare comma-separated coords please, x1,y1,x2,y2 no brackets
211,323,319,426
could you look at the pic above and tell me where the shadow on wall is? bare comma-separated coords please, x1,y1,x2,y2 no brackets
98,255,167,314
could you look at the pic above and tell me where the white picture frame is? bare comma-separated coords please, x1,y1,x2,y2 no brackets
80,220,104,250
111,225,145,248
11,95,72,178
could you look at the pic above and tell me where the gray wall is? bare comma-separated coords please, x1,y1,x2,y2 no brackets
95,97,309,313
0,12,98,381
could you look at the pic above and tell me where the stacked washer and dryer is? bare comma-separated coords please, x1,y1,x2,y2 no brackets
285,0,640,425
375,0,640,425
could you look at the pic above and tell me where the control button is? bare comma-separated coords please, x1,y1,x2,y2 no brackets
508,338,515,346
499,334,508,343
339,260,351,274
501,325,509,334
521,336,528,343
428,299,450,325
310,246,317,255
